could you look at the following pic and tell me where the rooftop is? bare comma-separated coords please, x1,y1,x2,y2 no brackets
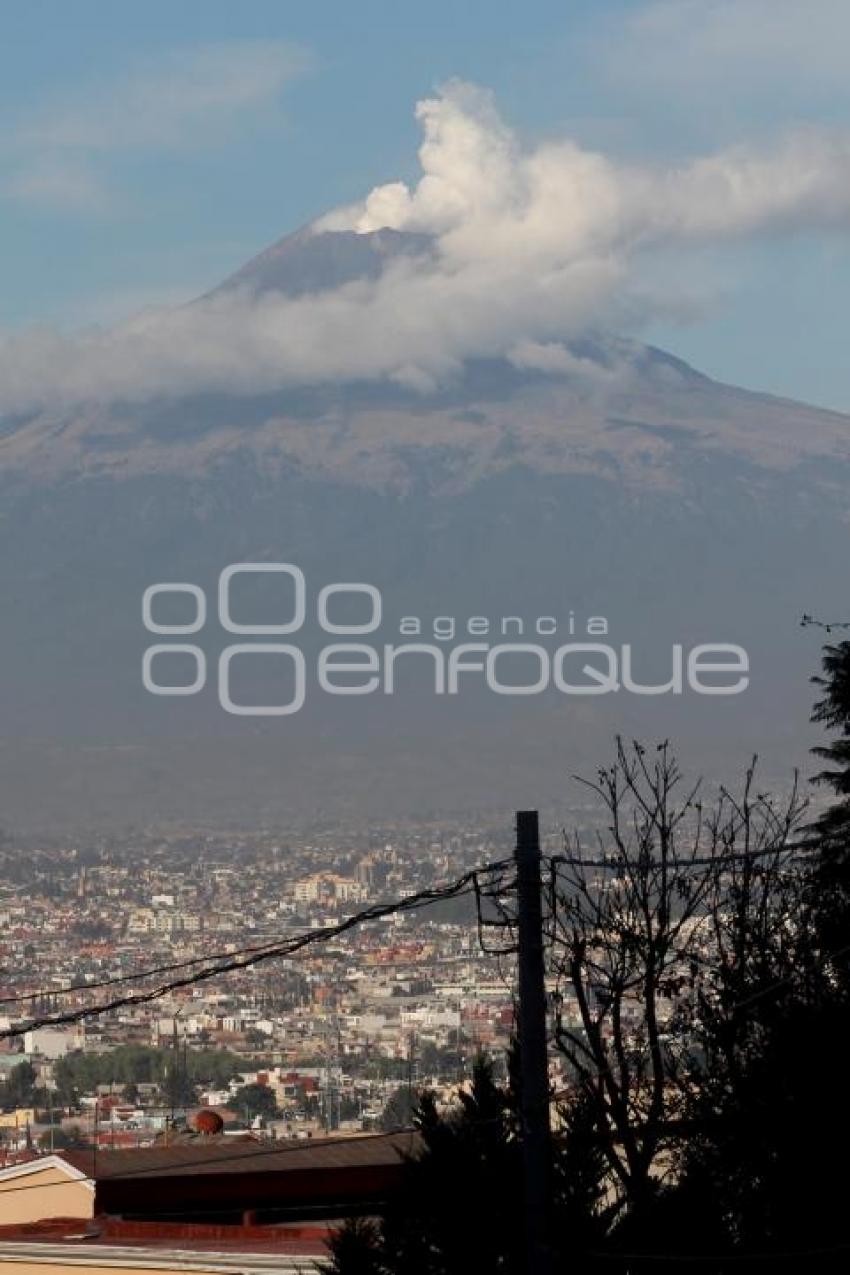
62,1130,420,1180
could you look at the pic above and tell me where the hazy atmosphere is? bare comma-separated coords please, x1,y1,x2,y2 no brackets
3,1,850,829
1,6,850,1274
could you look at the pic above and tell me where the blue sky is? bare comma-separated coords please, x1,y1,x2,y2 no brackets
2,0,849,410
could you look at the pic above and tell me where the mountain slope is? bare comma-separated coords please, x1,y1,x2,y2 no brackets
0,225,848,830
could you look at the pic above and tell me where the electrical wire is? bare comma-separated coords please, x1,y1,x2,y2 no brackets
0,862,511,1040
0,841,846,1260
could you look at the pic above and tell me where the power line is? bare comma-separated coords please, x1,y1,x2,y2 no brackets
0,862,510,1041
0,840,826,1026
0,839,846,1268
0,935,315,1007
0,842,820,1010
2,933,505,1009
547,838,820,872
2,866,515,1010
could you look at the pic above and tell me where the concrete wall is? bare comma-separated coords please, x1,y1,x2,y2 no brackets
0,1166,92,1226
0,1245,313,1274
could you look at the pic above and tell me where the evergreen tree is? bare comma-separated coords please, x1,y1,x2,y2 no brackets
320,1218,386,1275
322,1055,609,1275
378,1057,522,1275
379,1086,418,1133
645,654,850,1270
810,639,850,961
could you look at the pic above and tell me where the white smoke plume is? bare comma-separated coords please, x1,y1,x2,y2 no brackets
2,81,850,414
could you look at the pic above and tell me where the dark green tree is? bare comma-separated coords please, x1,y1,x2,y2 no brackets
810,639,850,961
379,1086,418,1133
0,1061,38,1110
320,1218,386,1275
637,657,850,1271
231,1082,279,1122
37,1125,89,1151
358,1058,521,1275
323,1055,608,1275
160,1063,198,1111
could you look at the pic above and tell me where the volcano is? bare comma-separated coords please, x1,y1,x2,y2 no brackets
1,224,847,831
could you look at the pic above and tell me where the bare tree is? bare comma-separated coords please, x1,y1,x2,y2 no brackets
692,766,812,1091
546,738,806,1214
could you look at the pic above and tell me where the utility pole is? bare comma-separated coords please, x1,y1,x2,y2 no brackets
406,1031,416,1107
515,810,553,1275
323,1011,341,1132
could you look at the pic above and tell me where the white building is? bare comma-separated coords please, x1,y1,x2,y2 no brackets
23,1027,81,1060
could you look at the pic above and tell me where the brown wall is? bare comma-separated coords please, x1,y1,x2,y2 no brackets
96,1162,403,1218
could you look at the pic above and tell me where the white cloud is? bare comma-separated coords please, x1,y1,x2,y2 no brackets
20,40,308,152
507,341,615,380
2,80,850,414
595,0,850,102
3,40,307,213
3,158,111,215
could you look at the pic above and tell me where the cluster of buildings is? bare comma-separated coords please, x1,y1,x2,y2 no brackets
0,819,530,1270
0,822,522,1146
0,807,727,1271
